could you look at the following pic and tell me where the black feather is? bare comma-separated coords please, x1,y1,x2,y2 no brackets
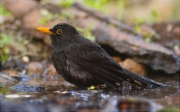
47,23,165,88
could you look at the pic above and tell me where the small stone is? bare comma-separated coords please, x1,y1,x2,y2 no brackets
112,56,121,62
0,72,17,86
4,0,38,17
22,56,29,63
23,8,42,29
27,62,43,75
47,64,57,76
2,70,19,76
28,79,42,86
173,26,180,37
119,58,147,76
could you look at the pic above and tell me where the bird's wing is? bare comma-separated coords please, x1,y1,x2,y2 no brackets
64,39,164,88
64,41,125,87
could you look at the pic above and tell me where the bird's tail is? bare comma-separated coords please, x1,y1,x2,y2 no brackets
122,68,165,88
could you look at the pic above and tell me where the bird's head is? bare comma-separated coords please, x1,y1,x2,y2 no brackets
37,23,79,43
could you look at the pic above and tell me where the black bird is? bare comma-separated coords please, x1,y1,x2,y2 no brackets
37,23,164,88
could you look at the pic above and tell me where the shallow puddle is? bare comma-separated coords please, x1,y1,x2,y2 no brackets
0,71,179,111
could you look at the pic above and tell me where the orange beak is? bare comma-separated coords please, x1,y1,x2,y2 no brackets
36,27,54,35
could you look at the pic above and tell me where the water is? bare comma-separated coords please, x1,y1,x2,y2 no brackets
0,71,179,111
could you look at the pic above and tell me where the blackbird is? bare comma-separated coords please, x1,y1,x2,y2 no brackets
37,23,164,88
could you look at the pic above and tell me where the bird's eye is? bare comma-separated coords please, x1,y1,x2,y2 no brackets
56,29,62,34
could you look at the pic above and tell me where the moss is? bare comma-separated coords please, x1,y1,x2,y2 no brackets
158,107,180,112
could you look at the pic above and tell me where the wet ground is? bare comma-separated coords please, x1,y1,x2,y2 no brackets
0,68,179,112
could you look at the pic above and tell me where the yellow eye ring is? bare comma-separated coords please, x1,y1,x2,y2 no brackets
56,29,62,34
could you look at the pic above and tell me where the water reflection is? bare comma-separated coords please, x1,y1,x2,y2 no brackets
5,94,31,98
0,72,179,111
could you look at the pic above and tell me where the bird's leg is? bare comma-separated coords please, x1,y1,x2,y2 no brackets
119,80,131,95
115,80,131,90
95,84,107,90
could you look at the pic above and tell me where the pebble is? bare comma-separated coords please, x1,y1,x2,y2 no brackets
47,64,57,76
119,58,147,76
27,62,43,75
22,56,29,63
112,56,121,62
2,70,19,76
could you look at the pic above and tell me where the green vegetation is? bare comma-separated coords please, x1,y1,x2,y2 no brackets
39,9,54,25
84,0,109,11
60,10,73,21
77,23,95,41
134,26,160,42
158,107,180,112
58,0,129,19
83,0,129,20
134,9,160,25
0,5,12,63
0,4,11,16
0,32,29,63
77,27,95,41
0,88,10,95
115,0,129,20
133,9,161,42
0,33,13,63
82,0,178,23
60,0,74,8
39,9,74,25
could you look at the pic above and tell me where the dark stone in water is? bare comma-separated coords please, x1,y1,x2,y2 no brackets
12,83,45,92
